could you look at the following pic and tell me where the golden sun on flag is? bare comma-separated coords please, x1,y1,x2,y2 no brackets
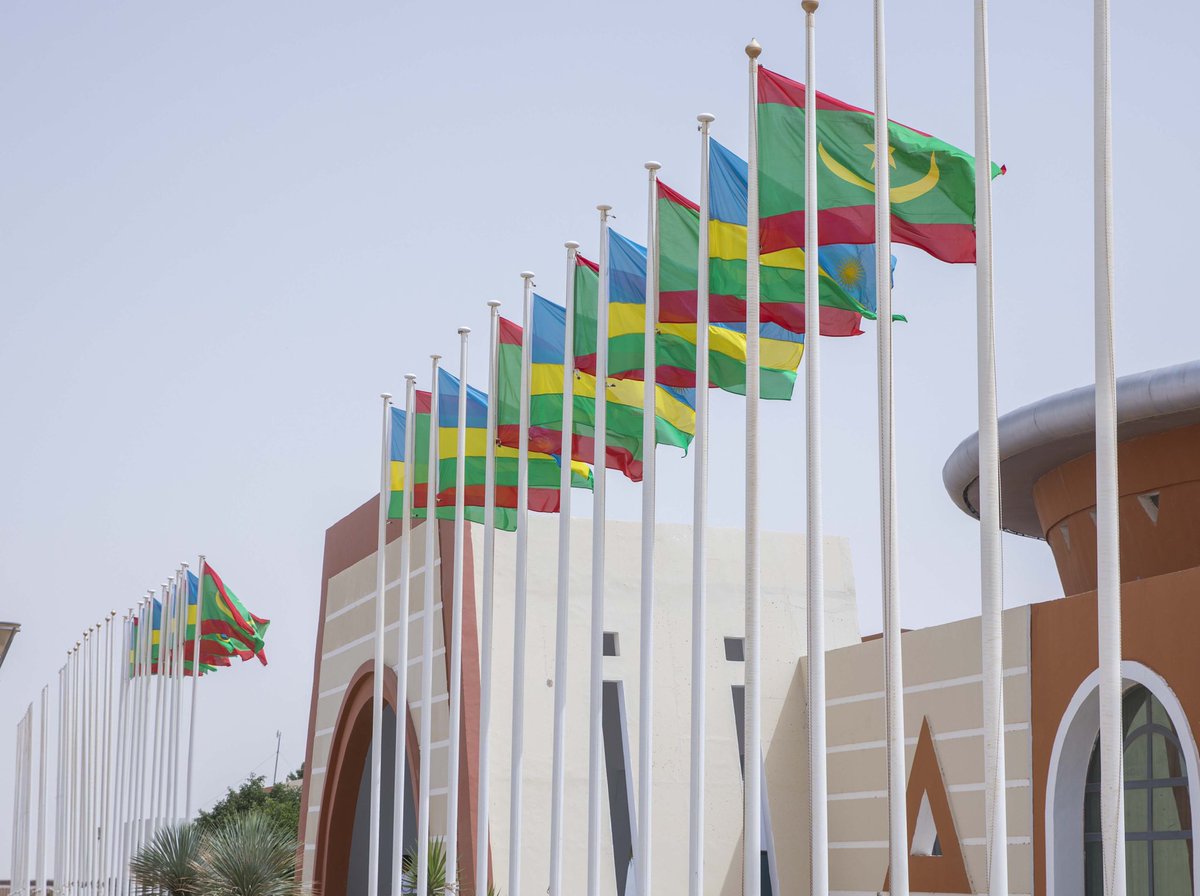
836,257,865,289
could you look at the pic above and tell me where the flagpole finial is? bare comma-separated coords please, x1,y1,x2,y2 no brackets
597,204,612,212
746,38,762,59
406,373,418,381
431,354,442,362
381,392,393,401
802,0,819,13
458,327,470,336
565,241,580,250
645,161,662,172
698,113,716,124
520,271,535,280
487,300,502,309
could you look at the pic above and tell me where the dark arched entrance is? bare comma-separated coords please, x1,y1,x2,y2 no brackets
315,662,419,896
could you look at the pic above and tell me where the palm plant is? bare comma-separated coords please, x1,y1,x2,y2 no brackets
400,838,454,895
192,810,300,896
130,822,205,896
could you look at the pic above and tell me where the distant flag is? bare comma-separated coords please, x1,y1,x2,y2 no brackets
186,566,269,665
756,66,1003,264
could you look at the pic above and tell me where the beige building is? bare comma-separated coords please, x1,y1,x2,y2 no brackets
301,360,1200,896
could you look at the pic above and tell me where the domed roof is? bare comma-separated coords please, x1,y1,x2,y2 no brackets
942,361,1200,539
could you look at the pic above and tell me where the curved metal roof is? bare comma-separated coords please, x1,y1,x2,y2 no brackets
942,360,1200,539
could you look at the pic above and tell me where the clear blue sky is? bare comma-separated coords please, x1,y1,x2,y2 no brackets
3,0,1197,871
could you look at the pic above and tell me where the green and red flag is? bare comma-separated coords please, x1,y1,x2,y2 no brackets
187,565,269,665
757,66,1003,265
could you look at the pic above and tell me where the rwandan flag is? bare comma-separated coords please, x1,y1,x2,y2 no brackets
497,296,647,481
570,234,697,450
389,377,592,533
710,138,882,337
757,67,1002,265
657,178,805,400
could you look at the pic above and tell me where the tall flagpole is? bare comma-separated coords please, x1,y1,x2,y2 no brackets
416,352,441,896
100,612,115,896
508,271,536,896
474,303,502,896
149,585,168,835
134,598,152,854
185,555,206,819
169,568,187,823
802,5,831,895
391,374,417,896
367,391,393,896
1094,0,1124,891
445,327,471,884
873,0,909,891
744,39,764,896
83,627,95,894
689,112,715,896
36,685,48,896
68,644,79,896
973,0,1009,892
548,242,579,896
638,160,662,896
112,615,131,896
586,205,612,896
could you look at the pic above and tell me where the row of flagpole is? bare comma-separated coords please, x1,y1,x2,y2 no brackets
358,1,1127,893
9,557,220,896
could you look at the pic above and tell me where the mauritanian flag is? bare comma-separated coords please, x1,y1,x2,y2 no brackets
188,566,269,664
657,178,805,400
757,66,1003,265
710,138,883,337
569,238,697,451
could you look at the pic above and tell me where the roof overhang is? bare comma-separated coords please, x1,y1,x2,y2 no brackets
0,622,19,671
942,360,1200,539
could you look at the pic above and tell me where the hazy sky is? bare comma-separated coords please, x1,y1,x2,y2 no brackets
3,0,1197,872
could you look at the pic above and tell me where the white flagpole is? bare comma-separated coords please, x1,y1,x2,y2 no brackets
508,271,536,896
416,352,441,896
111,616,130,896
185,555,206,820
172,567,187,821
368,391,393,896
67,645,79,896
166,573,183,824
53,665,64,896
744,39,763,896
12,712,24,896
83,629,95,895
1094,0,1124,892
872,0,909,891
135,597,153,854
548,242,579,896
586,205,612,896
474,303,502,896
159,583,175,830
802,5,831,894
367,393,391,896
391,374,417,896
638,161,662,896
99,613,115,896
689,113,715,896
973,1,1009,893
445,327,471,884
123,613,141,888
36,685,48,896
150,585,169,835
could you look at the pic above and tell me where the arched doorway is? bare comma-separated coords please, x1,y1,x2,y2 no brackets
1083,686,1194,894
1047,662,1200,895
315,664,418,896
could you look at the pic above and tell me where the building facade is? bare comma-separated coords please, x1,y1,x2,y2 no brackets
300,360,1200,895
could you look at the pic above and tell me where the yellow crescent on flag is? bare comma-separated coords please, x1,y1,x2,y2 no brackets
817,144,941,204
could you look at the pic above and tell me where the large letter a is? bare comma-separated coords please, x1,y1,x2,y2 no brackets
882,717,973,893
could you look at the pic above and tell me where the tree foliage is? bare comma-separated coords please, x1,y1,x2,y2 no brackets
195,767,303,838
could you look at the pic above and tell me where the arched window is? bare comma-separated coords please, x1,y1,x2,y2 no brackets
1084,685,1194,895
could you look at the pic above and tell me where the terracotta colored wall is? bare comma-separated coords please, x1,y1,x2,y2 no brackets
1033,423,1200,595
1030,565,1200,896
